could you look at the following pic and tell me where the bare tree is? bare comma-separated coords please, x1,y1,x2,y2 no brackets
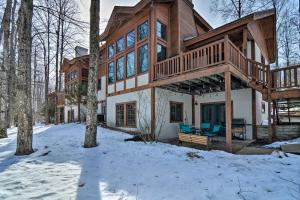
15,0,34,155
0,0,12,139
210,0,255,20
84,0,100,148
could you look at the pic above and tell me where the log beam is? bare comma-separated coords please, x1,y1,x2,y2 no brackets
225,71,232,152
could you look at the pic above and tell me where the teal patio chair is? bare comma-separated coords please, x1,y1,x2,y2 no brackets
200,123,211,131
203,124,222,137
179,123,194,134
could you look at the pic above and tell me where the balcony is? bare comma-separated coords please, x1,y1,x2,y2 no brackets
153,36,269,89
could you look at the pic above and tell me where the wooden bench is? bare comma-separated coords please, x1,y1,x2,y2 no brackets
178,133,210,149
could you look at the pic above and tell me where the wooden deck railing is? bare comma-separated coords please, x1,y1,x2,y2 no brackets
154,36,270,87
271,65,300,90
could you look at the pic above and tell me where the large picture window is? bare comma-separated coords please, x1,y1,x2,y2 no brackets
157,44,167,62
108,62,114,84
116,57,124,81
126,30,135,48
126,51,135,78
138,21,148,41
108,44,114,59
170,102,183,123
116,104,125,127
116,37,124,53
138,44,148,73
116,102,136,127
156,21,167,41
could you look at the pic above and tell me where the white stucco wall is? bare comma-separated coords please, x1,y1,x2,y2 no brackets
97,76,106,102
155,88,193,140
256,91,269,125
116,82,124,92
194,88,253,139
126,78,135,89
108,84,114,94
137,73,149,86
106,89,152,132
64,102,87,123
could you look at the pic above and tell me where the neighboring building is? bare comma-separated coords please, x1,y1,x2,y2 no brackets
62,55,89,123
48,92,65,123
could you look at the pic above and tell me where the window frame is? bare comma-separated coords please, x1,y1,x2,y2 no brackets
138,43,149,74
126,51,135,78
156,20,167,41
108,44,115,59
108,61,115,85
156,43,167,62
116,37,124,53
116,56,125,82
137,21,149,41
115,102,137,128
126,30,135,48
170,101,184,123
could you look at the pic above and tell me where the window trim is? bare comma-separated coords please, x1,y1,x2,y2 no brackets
170,101,184,123
115,101,137,128
137,43,149,74
137,20,149,41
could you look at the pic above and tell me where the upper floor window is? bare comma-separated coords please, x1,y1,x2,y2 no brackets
108,62,114,84
126,51,135,78
98,79,102,90
157,44,167,62
116,37,124,53
156,21,167,41
126,30,135,48
138,21,148,41
116,57,124,81
108,44,114,59
138,44,148,73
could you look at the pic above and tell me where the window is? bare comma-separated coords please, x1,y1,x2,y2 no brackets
98,79,102,90
116,57,124,81
116,102,136,127
126,30,135,48
262,102,266,113
201,103,225,124
116,37,124,53
126,51,135,78
82,69,88,78
138,21,148,41
170,102,183,123
157,44,167,62
108,62,114,84
108,44,114,59
156,21,167,41
126,103,136,126
116,104,125,127
138,44,148,73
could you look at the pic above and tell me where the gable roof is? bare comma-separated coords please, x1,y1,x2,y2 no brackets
99,0,212,41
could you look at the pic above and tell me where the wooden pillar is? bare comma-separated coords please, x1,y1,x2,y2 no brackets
252,89,257,139
268,100,273,143
242,28,248,56
225,71,232,152
151,87,156,140
272,100,277,139
192,95,195,126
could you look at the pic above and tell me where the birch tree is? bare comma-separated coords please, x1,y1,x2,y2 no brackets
0,0,12,138
15,0,34,155
84,0,100,148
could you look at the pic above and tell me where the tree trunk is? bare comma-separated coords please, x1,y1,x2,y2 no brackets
6,0,17,128
15,0,34,155
78,95,81,123
84,0,100,148
0,0,12,139
45,2,51,125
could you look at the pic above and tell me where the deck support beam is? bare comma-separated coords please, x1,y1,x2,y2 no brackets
225,71,232,152
252,89,257,140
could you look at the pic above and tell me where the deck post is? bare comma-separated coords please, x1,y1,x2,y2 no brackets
268,101,273,143
252,89,257,139
192,95,195,126
225,71,232,152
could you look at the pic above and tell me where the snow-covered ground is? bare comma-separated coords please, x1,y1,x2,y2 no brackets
265,137,300,149
0,124,299,200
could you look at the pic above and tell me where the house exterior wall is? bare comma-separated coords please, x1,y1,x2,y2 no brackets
64,102,87,123
155,88,193,140
194,88,254,139
106,89,152,132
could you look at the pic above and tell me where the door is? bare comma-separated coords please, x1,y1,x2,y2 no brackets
201,103,226,125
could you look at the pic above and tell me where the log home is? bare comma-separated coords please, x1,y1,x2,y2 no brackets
62,0,299,151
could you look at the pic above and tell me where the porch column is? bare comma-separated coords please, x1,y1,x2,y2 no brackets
268,101,273,143
252,89,257,139
192,95,195,126
225,71,232,152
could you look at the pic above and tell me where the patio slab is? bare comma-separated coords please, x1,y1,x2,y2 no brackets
281,144,300,154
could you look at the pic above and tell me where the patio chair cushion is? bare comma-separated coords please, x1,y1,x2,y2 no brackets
201,123,210,130
212,125,221,133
